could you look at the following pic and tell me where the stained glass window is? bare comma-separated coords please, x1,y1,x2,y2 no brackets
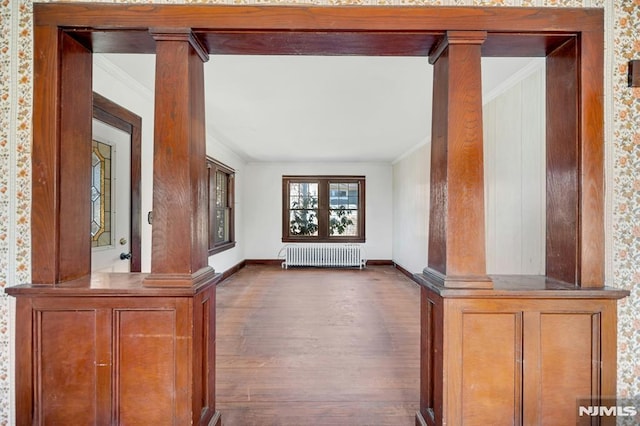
91,140,113,247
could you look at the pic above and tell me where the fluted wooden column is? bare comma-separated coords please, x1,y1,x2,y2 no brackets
144,29,215,287
424,31,491,289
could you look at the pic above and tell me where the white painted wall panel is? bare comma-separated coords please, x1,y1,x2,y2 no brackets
391,143,429,273
483,66,546,275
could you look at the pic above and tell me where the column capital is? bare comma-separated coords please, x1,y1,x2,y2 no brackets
150,28,209,62
429,30,487,65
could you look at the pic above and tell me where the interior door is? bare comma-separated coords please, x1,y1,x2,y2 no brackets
91,118,131,272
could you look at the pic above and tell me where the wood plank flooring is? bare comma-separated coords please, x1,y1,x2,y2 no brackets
215,265,420,426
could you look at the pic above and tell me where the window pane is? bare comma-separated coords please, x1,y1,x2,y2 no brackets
290,182,318,209
289,210,318,236
215,209,229,243
216,171,227,208
329,208,358,236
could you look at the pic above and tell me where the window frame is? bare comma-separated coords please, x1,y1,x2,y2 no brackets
282,175,366,243
207,157,236,255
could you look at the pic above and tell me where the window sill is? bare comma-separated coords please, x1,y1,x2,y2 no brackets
209,241,236,256
282,237,365,244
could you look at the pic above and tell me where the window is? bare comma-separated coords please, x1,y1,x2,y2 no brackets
91,140,113,247
208,157,235,254
282,176,365,242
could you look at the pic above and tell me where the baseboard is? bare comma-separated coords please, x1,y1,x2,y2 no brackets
217,260,246,284
366,259,394,266
393,262,415,279
244,259,284,266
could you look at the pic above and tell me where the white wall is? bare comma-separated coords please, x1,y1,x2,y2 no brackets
392,143,430,273
93,55,155,273
95,54,247,275
483,65,546,275
391,63,545,276
243,162,393,260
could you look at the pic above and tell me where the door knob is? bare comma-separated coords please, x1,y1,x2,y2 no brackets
120,252,132,260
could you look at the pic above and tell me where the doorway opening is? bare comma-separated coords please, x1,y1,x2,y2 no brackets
91,93,142,272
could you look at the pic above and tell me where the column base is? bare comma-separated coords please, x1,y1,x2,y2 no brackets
422,267,493,289
144,265,217,287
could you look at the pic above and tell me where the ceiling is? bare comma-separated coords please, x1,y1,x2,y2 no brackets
97,54,541,163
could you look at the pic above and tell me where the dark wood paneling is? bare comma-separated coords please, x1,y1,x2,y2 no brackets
481,33,574,57
7,280,219,425
201,31,442,56
461,313,522,424
58,32,93,282
578,30,605,287
629,60,640,87
418,287,443,426
426,45,448,277
34,4,603,34
145,30,213,285
37,310,98,424
427,32,489,287
539,313,597,425
546,38,579,285
416,277,626,426
68,29,578,58
115,309,177,424
31,25,61,284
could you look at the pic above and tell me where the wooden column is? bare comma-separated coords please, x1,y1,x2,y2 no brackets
31,26,93,284
425,31,491,289
144,29,215,287
546,33,605,288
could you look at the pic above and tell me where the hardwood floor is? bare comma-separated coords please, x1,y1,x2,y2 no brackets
216,265,420,426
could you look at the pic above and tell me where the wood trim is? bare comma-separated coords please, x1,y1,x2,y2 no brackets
58,32,93,282
34,4,604,33
145,29,211,285
282,176,366,243
392,262,417,280
546,38,579,285
217,260,246,284
30,5,606,287
244,259,284,266
367,259,394,266
207,157,235,255
92,92,143,273
31,25,61,284
629,60,640,87
427,31,490,287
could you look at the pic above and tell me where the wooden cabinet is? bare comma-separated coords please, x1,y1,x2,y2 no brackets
7,274,221,426
416,275,628,426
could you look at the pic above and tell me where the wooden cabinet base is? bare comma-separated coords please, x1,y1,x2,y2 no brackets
7,273,221,426
415,273,629,426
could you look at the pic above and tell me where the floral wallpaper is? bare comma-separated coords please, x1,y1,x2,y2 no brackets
0,0,638,424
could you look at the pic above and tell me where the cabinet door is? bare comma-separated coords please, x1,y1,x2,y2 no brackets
114,307,188,424
34,307,112,425
524,311,602,425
